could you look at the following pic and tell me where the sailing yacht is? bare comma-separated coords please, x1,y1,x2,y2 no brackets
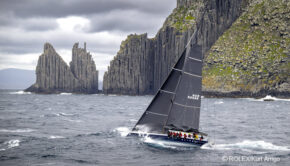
129,29,208,146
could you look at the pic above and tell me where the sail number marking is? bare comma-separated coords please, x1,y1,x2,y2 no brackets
187,94,200,100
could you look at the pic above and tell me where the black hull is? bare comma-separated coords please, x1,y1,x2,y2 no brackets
128,132,208,146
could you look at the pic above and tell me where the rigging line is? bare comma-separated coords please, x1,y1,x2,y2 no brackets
160,89,175,95
185,9,206,49
183,72,202,78
213,99,216,146
188,56,202,62
174,102,200,109
185,28,198,48
146,111,168,117
172,68,182,72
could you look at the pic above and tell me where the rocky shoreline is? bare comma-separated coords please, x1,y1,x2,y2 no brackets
202,90,290,99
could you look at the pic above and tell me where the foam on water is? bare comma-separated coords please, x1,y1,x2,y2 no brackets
142,137,177,149
9,91,31,95
7,139,20,148
49,135,65,139
114,127,131,137
214,101,224,104
0,128,35,133
59,93,72,95
55,112,75,116
201,140,290,152
1,139,21,151
245,95,290,102
141,137,201,150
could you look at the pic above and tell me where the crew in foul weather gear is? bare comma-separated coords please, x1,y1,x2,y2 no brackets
200,136,204,141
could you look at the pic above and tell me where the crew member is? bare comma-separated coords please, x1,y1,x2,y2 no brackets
200,136,204,141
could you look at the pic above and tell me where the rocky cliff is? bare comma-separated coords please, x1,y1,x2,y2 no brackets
203,0,290,97
103,0,246,95
26,43,98,93
103,34,154,94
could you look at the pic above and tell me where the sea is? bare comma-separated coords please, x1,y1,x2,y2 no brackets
0,90,289,166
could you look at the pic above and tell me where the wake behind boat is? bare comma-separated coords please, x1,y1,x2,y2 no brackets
128,22,208,147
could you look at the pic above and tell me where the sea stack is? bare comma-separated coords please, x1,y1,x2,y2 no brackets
26,42,98,94
70,43,98,93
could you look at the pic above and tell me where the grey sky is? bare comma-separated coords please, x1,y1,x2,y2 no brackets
0,0,176,80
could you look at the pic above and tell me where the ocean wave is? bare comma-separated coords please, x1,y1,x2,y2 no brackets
141,137,200,150
246,95,290,102
1,139,21,151
0,128,35,133
7,139,20,148
49,135,65,139
214,101,224,104
59,93,72,95
9,91,31,95
55,112,75,117
201,140,290,151
113,127,130,137
142,137,176,149
63,118,82,123
75,132,102,137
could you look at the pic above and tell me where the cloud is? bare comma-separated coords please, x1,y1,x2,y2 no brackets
0,0,175,18
88,9,169,36
0,53,39,70
0,25,124,54
0,13,58,31
0,0,176,83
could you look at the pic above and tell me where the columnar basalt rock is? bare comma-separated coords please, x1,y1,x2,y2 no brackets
70,43,98,93
26,42,98,93
103,0,246,95
103,34,154,95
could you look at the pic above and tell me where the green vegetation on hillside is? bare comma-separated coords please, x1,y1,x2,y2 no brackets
203,0,290,93
164,2,202,32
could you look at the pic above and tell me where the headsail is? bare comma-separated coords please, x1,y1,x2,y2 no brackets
133,30,203,134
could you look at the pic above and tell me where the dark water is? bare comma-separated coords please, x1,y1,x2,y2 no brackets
0,90,289,166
